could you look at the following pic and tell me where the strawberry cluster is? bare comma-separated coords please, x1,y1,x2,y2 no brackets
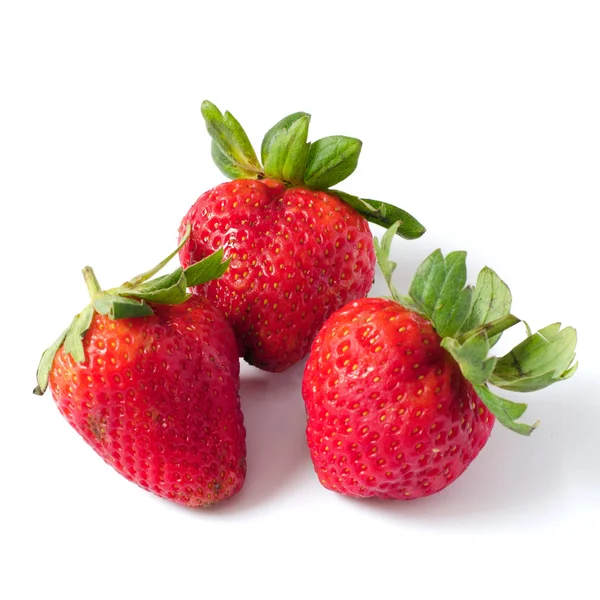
34,102,577,506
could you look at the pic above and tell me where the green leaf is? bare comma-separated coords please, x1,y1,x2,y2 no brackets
63,305,94,363
261,112,311,183
473,384,537,436
408,249,473,338
93,294,154,319
201,100,263,180
210,141,254,181
120,268,190,305
303,136,362,189
262,112,308,163
33,328,68,395
373,221,402,302
333,191,426,240
490,324,578,392
184,248,231,287
459,267,512,347
441,332,497,385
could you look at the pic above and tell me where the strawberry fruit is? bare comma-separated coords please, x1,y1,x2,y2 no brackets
302,222,578,500
178,101,425,372
34,228,245,507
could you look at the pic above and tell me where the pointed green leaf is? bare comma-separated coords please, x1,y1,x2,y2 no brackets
184,248,231,287
409,249,445,312
210,141,253,180
93,294,154,320
441,332,497,385
333,191,426,240
373,221,402,302
63,305,94,363
490,324,577,392
303,136,362,189
408,249,472,337
120,268,190,305
473,384,537,435
261,112,311,183
201,100,262,180
459,267,512,347
262,111,309,164
433,252,471,338
33,328,69,395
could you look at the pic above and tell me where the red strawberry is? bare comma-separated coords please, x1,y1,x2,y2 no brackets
302,223,578,500
177,102,425,372
34,230,245,507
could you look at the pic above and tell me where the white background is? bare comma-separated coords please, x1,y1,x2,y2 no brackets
1,1,599,599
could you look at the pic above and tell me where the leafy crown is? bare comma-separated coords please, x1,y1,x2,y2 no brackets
200,100,426,241
34,226,230,396
374,222,578,435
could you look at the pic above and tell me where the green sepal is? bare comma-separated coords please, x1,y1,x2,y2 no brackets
33,328,68,395
334,191,426,240
210,141,255,181
261,112,311,184
303,136,362,189
408,249,473,338
441,332,497,386
93,294,154,319
472,384,537,436
120,269,190,305
201,100,263,180
373,221,403,303
458,266,512,347
184,248,231,287
489,323,578,392
63,305,94,363
262,112,308,163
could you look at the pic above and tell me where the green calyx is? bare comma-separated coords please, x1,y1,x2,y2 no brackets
33,225,230,396
200,100,426,241
375,222,578,436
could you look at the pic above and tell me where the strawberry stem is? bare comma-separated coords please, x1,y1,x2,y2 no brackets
83,266,101,301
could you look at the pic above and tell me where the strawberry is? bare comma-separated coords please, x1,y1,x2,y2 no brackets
177,102,425,372
302,222,578,500
34,228,245,507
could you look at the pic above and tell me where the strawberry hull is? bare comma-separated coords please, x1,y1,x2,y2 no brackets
302,298,495,500
49,297,246,507
179,179,376,372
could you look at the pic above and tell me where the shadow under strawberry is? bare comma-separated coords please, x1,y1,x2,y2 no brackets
203,361,312,513
346,374,599,530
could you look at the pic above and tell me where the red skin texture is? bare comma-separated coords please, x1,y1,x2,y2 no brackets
48,296,245,507
302,298,495,500
178,179,376,372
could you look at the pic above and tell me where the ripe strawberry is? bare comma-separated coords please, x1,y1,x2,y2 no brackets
177,102,425,372
302,223,578,500
34,230,245,507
